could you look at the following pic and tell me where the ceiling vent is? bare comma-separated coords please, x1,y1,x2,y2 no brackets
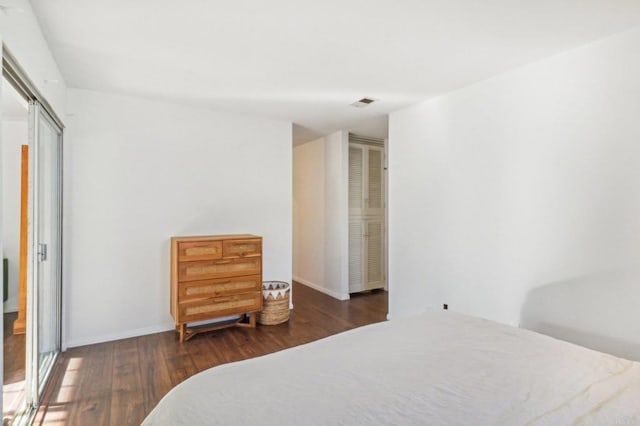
350,97,377,108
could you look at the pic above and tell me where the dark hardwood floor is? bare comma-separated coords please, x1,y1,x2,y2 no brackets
3,311,26,424
36,282,387,425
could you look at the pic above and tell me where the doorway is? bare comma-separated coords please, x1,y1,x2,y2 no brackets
291,127,388,315
2,51,64,424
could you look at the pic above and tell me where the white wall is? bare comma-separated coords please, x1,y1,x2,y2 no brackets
389,26,640,360
293,138,326,291
324,132,349,299
293,131,349,300
64,89,292,347
2,120,27,312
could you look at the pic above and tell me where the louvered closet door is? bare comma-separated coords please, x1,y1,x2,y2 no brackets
349,220,365,293
365,219,384,290
365,147,384,216
349,140,386,294
349,219,385,292
349,145,365,215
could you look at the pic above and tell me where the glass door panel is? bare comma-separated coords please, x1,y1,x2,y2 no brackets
35,107,62,395
25,101,62,411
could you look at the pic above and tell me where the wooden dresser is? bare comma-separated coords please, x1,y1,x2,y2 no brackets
170,234,263,342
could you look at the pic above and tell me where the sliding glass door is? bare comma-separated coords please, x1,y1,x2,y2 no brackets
4,50,65,424
25,101,63,407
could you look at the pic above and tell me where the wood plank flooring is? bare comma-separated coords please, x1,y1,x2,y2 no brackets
35,282,387,425
3,311,26,423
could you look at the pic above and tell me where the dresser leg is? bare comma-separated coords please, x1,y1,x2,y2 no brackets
249,312,256,328
179,324,186,342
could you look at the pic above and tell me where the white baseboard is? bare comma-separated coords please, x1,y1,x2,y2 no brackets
64,322,175,349
293,276,350,301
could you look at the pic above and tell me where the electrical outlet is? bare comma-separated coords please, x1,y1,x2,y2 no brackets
443,304,448,310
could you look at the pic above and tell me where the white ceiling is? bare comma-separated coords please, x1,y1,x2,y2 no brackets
30,1,640,144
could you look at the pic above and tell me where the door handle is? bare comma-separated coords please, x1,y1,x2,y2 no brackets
38,243,48,262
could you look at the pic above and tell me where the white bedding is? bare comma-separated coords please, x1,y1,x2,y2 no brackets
143,312,640,425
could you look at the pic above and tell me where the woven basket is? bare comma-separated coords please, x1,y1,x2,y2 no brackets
257,281,290,325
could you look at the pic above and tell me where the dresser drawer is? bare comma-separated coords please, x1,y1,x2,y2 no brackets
178,257,261,282
223,238,262,258
179,275,262,301
179,292,262,323
178,241,223,261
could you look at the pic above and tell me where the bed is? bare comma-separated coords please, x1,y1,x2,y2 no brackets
143,312,640,425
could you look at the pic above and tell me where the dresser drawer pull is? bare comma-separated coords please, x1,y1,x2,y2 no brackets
215,260,232,265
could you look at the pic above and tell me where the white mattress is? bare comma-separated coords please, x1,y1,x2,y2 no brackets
143,312,640,425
